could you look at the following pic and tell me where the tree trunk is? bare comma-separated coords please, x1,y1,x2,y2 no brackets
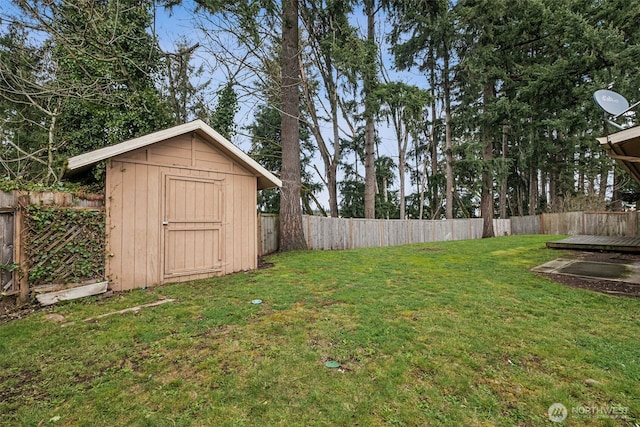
578,150,585,194
363,0,376,219
528,166,538,215
598,164,608,203
279,0,307,251
612,169,623,211
549,166,559,212
296,9,341,218
297,53,338,217
516,185,523,217
429,49,439,219
481,143,495,238
481,82,495,238
419,133,428,220
329,81,340,218
47,112,57,186
499,124,508,219
443,47,453,220
398,134,407,219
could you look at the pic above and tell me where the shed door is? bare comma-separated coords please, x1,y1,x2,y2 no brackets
163,175,224,279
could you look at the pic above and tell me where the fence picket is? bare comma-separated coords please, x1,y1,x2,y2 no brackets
258,211,640,254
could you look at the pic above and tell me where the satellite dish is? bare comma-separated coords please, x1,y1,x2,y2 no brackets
593,89,640,130
594,89,630,116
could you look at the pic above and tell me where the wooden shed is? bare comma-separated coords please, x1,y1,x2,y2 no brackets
67,120,281,291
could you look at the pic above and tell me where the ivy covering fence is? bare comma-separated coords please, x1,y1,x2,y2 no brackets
25,206,105,288
0,190,105,304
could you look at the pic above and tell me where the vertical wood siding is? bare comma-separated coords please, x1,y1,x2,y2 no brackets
106,133,258,291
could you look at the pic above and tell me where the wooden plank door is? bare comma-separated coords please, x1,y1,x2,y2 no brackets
163,175,224,280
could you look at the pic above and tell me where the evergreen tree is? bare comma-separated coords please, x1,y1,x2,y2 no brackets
376,80,430,219
387,0,454,218
0,24,54,182
1,0,171,183
52,0,172,160
248,101,321,215
161,40,211,125
299,0,356,218
210,82,239,140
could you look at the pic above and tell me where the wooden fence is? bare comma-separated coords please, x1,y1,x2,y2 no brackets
554,211,639,236
0,192,15,296
260,215,512,254
0,191,104,303
258,211,640,254
258,213,279,257
3,191,639,303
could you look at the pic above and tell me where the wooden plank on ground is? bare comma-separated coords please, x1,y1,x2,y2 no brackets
31,279,105,294
36,281,108,306
83,298,176,322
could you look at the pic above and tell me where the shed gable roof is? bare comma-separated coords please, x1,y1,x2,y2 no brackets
66,120,282,189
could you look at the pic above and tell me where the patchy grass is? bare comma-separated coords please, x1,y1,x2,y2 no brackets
0,235,638,426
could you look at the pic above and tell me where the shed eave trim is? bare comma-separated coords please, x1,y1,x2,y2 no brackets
66,120,282,188
597,125,640,146
597,125,640,185
67,121,204,170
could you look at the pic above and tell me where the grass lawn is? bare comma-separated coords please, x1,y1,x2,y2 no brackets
1,235,638,426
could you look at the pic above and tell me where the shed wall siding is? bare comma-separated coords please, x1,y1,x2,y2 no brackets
106,134,258,291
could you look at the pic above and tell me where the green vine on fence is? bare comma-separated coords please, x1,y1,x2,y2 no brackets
25,206,105,286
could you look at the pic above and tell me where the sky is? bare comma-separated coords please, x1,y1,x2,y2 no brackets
0,0,430,211
152,2,428,211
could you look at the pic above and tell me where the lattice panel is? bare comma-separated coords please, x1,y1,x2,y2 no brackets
25,207,105,287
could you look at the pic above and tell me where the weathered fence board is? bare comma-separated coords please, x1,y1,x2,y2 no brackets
35,281,108,306
274,216,508,251
0,190,16,292
542,212,584,235
583,212,636,236
494,219,512,236
0,211,14,292
511,215,541,235
432,220,452,242
353,219,380,248
0,192,16,209
258,211,640,253
258,214,279,255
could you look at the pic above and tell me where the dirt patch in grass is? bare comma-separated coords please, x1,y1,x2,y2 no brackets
541,250,640,298
258,257,275,269
0,302,41,325
0,296,18,316
0,369,48,402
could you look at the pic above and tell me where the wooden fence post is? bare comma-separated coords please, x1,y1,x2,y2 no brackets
257,212,263,257
14,195,29,304
349,217,353,249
